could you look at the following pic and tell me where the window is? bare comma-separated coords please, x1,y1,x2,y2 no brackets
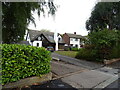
58,38,61,41
70,38,73,41
37,43,39,47
75,44,78,48
38,37,41,40
75,38,78,41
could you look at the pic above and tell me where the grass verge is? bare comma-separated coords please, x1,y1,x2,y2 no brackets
55,51,78,58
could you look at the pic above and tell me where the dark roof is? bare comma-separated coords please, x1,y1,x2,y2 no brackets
28,30,65,44
65,33,83,39
17,41,30,45
28,30,42,41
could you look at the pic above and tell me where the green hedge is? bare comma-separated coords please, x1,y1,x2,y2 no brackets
1,44,52,85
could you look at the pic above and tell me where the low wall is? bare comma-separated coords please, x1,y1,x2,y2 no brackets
104,58,120,65
2,72,52,89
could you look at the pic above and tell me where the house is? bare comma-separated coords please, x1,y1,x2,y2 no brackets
17,41,30,45
63,32,84,48
25,29,65,50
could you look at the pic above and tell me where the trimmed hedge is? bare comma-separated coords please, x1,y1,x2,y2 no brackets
1,44,52,85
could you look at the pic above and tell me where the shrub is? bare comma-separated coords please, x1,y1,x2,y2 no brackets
75,48,102,62
1,44,52,85
76,29,120,62
108,45,120,59
71,47,79,51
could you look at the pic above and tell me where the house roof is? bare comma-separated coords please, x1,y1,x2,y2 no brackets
17,41,30,45
65,33,83,39
28,30,65,44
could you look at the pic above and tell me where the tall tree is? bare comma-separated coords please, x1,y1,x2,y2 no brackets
2,1,56,43
86,2,120,32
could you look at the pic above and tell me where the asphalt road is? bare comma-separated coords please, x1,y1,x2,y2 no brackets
103,79,120,90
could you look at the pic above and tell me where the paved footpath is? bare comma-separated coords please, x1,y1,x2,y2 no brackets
51,53,119,89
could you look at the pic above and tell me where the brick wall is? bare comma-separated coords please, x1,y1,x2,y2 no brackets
63,33,70,45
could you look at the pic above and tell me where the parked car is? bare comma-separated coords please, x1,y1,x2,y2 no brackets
47,46,54,52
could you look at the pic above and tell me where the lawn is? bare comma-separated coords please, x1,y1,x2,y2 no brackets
55,51,78,58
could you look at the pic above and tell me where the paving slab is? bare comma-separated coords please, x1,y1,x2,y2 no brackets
51,61,85,76
97,66,119,75
61,70,117,88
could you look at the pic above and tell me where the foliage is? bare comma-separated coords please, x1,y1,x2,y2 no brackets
2,2,57,43
76,48,100,61
86,2,120,32
76,29,120,62
1,44,52,85
71,47,79,51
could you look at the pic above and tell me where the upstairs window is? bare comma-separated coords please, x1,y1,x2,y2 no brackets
58,38,61,41
70,38,73,41
75,38,78,41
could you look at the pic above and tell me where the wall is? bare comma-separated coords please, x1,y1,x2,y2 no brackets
32,41,42,47
70,38,80,48
63,33,70,45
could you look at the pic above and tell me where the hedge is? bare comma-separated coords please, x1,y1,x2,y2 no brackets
1,44,52,85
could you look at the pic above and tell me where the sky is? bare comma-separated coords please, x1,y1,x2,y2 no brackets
28,0,98,36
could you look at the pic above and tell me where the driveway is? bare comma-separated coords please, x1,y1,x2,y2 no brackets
51,53,104,70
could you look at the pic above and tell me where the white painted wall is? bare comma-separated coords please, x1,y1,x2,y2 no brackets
32,41,42,47
70,38,80,48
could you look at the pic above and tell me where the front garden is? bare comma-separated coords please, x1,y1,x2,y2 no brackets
1,44,52,85
56,29,120,63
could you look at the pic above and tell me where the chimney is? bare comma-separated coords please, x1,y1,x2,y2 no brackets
74,32,76,34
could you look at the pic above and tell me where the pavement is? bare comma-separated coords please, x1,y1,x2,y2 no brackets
51,53,119,89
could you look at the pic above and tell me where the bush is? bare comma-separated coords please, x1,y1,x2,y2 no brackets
71,47,79,51
76,29,120,62
75,48,102,62
108,45,120,59
1,44,52,85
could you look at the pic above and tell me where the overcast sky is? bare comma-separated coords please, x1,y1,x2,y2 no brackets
28,0,98,36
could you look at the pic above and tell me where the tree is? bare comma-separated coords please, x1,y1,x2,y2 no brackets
86,2,120,32
2,2,56,43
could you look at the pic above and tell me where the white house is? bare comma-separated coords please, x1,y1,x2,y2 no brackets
63,32,84,48
25,29,65,50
